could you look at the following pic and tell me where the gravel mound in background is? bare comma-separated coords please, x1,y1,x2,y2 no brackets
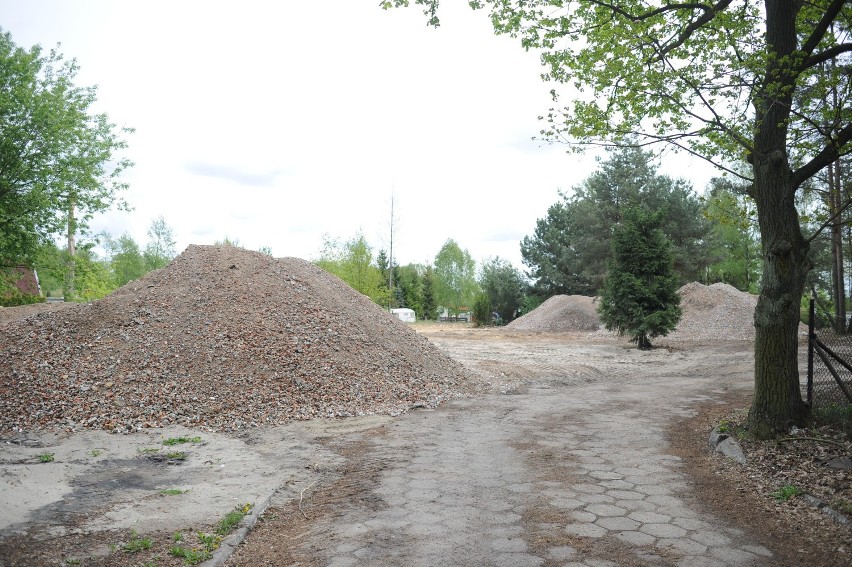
507,295,601,332
0,245,481,434
665,282,758,341
505,282,761,341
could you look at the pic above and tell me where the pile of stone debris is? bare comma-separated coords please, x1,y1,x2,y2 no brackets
0,245,483,434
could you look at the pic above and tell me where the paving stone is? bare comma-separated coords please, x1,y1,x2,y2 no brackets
490,537,528,553
574,483,607,495
479,512,524,525
491,525,525,538
586,503,627,516
615,530,657,546
646,494,684,507
407,522,450,537
404,489,440,502
640,523,688,538
493,553,544,567
333,542,361,554
595,516,640,531
615,499,658,512
577,492,616,504
549,497,585,510
568,449,599,457
709,547,758,564
676,557,726,567
690,530,731,546
634,484,674,496
589,470,623,480
564,522,608,538
606,489,644,500
327,557,359,567
571,510,598,523
628,511,672,523
672,517,709,531
742,544,773,557
600,479,634,490
483,500,516,512
656,537,708,555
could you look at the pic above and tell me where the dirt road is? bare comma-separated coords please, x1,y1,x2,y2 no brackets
227,328,784,567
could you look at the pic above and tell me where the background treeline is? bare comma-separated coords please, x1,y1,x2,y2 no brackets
8,144,851,330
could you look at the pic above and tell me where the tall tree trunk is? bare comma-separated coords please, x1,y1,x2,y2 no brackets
747,0,810,437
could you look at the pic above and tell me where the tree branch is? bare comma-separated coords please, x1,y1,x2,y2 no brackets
799,0,848,62
655,0,734,60
804,43,852,70
586,1,714,23
806,195,852,244
793,122,852,187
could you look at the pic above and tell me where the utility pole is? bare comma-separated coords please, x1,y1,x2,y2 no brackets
388,192,394,311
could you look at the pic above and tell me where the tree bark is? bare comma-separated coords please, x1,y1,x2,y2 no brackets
747,0,810,437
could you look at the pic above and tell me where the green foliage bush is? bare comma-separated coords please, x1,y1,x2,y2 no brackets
472,292,492,327
0,269,45,307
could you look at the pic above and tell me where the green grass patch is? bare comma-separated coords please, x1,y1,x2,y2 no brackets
216,502,254,535
160,488,190,495
169,546,211,565
38,452,55,463
163,436,201,446
165,451,187,460
90,449,103,457
771,484,802,502
813,404,852,436
122,531,153,553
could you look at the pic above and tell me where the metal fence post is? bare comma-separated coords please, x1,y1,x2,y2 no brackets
807,297,815,407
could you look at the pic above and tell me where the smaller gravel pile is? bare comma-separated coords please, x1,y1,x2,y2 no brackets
0,245,481,434
507,295,601,332
667,282,757,341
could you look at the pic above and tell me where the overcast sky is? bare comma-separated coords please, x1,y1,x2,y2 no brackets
3,0,717,270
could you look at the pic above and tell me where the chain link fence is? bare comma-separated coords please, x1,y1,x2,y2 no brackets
807,299,852,413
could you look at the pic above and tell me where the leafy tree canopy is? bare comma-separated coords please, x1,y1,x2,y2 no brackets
434,238,478,315
0,30,132,264
479,256,527,323
521,146,709,296
315,232,388,304
143,215,177,271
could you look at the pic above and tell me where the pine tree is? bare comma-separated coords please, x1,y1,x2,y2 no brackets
598,206,681,349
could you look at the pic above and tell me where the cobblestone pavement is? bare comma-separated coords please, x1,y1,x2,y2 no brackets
258,337,772,567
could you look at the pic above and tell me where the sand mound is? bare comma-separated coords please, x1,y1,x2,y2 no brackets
507,295,601,332
0,245,480,434
667,282,757,341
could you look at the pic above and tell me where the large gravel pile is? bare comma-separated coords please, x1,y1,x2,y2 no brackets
665,282,757,341
0,245,480,434
507,295,601,332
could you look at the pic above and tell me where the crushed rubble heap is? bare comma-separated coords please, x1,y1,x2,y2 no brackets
506,295,602,332
666,282,759,341
0,245,480,434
